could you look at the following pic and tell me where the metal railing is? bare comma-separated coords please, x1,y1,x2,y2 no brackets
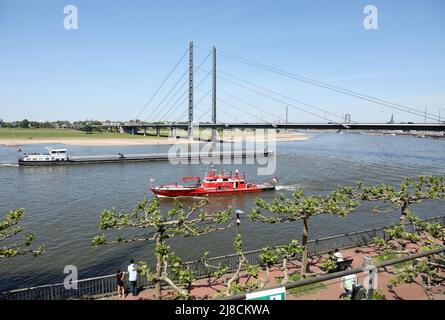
223,246,445,300
1,215,444,300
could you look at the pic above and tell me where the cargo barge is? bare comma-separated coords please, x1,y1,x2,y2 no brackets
18,148,271,166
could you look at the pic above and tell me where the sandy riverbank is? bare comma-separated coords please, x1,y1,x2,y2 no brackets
0,131,310,147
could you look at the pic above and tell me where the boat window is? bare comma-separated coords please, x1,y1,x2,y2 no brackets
223,178,228,181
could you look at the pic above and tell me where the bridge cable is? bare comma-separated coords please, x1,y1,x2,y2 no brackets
217,50,440,121
160,70,212,122
217,73,338,123
216,70,338,122
195,45,343,122
148,75,189,122
198,105,241,123
164,70,212,121
192,88,243,123
176,89,212,123
144,68,189,122
135,48,188,120
218,88,291,123
218,50,440,120
152,52,212,122
216,96,269,123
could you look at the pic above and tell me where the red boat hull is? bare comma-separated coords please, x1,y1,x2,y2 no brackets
151,184,274,197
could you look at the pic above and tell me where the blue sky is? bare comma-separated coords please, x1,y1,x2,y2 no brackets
0,0,444,123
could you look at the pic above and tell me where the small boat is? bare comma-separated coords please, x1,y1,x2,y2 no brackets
150,167,276,197
18,148,72,166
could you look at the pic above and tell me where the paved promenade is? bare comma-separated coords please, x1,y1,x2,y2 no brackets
106,244,444,300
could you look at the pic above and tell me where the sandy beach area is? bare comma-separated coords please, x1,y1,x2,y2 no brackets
0,131,310,147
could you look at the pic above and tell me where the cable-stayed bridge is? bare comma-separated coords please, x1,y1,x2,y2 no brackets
111,42,445,138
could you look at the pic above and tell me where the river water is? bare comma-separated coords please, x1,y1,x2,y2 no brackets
0,132,444,291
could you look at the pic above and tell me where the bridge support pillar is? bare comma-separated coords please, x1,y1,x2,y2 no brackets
171,127,176,139
144,127,147,136
211,46,217,142
188,41,194,141
156,128,160,138
131,127,135,135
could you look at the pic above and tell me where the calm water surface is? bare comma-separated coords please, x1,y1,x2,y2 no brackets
0,132,444,291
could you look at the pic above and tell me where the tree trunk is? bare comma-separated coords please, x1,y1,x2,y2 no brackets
154,234,163,300
160,276,188,297
301,217,309,277
400,203,408,225
282,258,288,284
226,255,245,296
260,266,271,289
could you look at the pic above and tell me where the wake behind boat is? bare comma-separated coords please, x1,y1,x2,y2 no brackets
150,167,277,197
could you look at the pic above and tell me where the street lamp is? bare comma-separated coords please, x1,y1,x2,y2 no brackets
235,209,243,233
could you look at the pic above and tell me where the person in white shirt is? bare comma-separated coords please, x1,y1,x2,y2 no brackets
342,266,358,298
333,248,344,262
128,259,138,297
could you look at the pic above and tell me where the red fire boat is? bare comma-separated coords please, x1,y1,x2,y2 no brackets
150,168,276,197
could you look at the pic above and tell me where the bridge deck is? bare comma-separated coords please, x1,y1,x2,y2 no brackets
111,123,445,132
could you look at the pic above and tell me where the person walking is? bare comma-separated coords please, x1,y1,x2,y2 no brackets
128,259,138,297
116,269,125,298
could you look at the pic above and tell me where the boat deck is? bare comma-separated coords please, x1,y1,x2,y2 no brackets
18,150,272,166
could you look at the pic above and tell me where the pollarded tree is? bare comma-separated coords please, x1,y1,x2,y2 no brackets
276,240,304,283
202,233,283,297
138,242,197,299
359,177,445,291
202,233,256,297
250,186,359,276
0,209,44,259
92,197,232,300
358,176,445,225
359,176,445,253
388,244,444,298
372,210,445,253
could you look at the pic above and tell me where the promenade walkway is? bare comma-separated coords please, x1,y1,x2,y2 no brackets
107,244,444,300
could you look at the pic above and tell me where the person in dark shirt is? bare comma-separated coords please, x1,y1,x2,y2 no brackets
116,269,125,298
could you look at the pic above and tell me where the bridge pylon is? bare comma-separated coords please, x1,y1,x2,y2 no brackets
188,41,194,141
